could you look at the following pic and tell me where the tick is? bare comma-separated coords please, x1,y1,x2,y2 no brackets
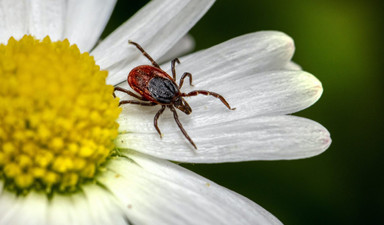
114,40,235,149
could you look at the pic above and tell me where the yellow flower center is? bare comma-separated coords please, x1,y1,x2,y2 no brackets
0,35,121,194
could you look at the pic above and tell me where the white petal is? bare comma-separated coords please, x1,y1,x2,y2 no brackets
0,184,19,225
27,0,66,41
98,155,282,225
160,31,295,83
0,190,48,225
43,185,127,225
47,193,93,225
285,61,302,70
16,192,48,225
116,70,322,134
116,115,331,163
186,70,323,118
82,186,129,225
64,0,117,52
157,34,195,64
91,0,215,85
0,0,28,43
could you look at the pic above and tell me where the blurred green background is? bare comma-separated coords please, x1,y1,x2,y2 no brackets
103,1,383,224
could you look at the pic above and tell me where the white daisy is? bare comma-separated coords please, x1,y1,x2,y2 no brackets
0,0,331,225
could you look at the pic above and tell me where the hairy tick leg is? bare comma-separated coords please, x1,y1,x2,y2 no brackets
128,40,160,68
169,106,197,149
154,105,166,138
182,90,236,110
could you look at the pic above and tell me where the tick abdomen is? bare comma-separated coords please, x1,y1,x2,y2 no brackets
148,77,178,104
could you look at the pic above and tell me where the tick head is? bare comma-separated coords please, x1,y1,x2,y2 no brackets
174,97,192,115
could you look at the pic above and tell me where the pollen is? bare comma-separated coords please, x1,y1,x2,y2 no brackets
0,35,121,194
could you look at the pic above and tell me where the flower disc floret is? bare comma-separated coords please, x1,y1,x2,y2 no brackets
0,35,121,194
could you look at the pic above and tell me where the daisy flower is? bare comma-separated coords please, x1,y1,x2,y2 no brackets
0,0,331,224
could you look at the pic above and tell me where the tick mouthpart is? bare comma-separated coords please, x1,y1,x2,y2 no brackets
173,97,192,115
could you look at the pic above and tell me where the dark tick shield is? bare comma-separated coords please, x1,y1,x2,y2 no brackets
114,41,235,149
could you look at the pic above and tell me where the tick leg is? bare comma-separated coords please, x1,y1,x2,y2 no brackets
171,58,180,81
114,87,147,100
119,100,157,106
128,40,160,69
179,72,193,89
154,105,166,138
182,90,236,110
169,106,197,149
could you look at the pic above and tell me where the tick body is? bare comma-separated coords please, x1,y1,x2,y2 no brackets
114,41,235,149
128,65,178,104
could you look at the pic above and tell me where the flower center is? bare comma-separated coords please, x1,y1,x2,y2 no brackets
0,35,121,194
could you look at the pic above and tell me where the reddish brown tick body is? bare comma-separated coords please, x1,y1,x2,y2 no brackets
114,41,235,149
